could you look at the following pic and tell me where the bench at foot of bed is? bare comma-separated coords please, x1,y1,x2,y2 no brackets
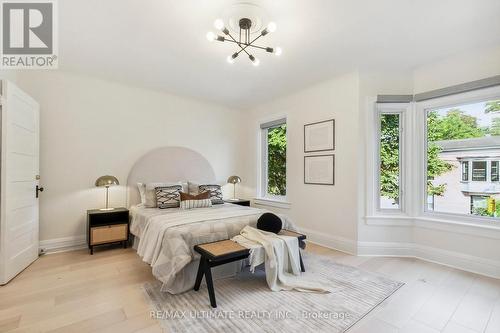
193,230,306,308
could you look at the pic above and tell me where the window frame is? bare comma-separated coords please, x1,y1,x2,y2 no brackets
461,161,469,182
375,106,405,213
418,86,500,224
472,161,487,182
259,118,288,201
491,161,499,182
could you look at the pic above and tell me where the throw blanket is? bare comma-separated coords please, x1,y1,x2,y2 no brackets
233,226,331,293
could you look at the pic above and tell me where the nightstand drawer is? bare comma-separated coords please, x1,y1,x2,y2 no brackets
90,224,128,245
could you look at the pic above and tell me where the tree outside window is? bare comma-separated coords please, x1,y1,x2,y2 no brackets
267,124,287,196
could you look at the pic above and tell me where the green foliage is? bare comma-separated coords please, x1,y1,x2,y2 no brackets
485,100,500,113
472,207,490,217
428,109,486,141
379,114,400,201
267,125,287,196
380,108,488,201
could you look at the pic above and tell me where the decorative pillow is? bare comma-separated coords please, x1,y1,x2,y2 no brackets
155,185,182,209
180,191,210,201
137,183,146,204
187,181,201,195
180,198,212,210
198,184,224,205
257,213,283,234
145,182,187,207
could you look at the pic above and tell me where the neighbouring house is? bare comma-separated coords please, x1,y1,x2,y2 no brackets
430,136,500,216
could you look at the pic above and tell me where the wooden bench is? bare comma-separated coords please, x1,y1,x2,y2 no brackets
193,230,306,308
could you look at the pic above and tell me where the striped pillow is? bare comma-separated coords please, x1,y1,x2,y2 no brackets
180,198,212,210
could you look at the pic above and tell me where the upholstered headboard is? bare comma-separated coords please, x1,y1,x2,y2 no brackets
126,146,216,206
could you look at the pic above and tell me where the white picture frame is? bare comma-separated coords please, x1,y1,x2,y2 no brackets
304,155,335,185
304,119,335,153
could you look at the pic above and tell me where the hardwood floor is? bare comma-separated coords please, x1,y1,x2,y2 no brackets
1,243,499,333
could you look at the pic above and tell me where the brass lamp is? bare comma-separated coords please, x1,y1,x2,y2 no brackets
227,175,241,200
95,175,119,210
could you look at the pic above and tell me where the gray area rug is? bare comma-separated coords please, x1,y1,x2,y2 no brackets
143,253,403,333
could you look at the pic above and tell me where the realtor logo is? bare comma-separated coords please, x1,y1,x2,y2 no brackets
1,0,58,69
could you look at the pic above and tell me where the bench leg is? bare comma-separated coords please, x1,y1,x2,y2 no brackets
204,262,217,308
299,251,305,272
194,258,205,291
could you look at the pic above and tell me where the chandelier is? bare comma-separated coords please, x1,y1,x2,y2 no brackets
206,18,282,66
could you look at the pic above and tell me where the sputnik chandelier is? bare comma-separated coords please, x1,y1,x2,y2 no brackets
206,18,282,66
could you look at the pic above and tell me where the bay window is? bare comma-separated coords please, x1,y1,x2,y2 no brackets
372,83,500,225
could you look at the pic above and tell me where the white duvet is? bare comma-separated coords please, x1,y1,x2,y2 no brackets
130,203,296,294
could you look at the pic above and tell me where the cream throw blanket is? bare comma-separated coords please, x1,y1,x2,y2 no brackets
233,226,331,293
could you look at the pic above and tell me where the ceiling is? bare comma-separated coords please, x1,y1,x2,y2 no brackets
59,0,500,108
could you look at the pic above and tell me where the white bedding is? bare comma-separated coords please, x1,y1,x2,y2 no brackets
129,203,296,294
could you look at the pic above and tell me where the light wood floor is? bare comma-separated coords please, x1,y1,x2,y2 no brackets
1,243,499,333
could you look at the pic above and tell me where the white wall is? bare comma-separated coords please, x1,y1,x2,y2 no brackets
15,71,245,242
243,72,360,253
358,47,500,277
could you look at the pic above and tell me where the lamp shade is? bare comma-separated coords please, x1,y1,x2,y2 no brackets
227,175,241,184
95,175,119,187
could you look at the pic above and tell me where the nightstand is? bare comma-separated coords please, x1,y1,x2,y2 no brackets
87,208,129,255
224,199,251,207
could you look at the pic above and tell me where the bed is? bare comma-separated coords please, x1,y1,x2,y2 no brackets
127,147,295,294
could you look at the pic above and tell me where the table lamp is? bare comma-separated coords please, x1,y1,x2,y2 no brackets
227,175,241,200
95,175,119,210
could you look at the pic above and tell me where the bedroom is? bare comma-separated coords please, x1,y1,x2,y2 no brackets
0,0,500,332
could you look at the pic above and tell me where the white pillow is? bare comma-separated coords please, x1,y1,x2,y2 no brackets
137,183,146,204
188,180,224,195
144,182,188,208
188,181,200,195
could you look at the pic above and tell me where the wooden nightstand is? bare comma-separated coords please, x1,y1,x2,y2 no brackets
224,199,250,207
87,208,129,255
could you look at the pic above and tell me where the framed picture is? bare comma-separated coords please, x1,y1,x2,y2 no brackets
304,119,335,153
304,155,335,185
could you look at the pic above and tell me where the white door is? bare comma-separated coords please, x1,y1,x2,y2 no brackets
0,80,40,285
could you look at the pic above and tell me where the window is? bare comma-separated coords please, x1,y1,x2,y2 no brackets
426,98,500,219
461,161,469,181
378,112,401,210
472,161,487,181
260,118,287,198
492,161,499,181
470,195,488,215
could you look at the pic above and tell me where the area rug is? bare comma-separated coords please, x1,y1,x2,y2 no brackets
143,253,403,333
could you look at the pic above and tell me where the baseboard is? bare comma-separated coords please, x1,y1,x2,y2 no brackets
39,235,87,254
358,241,500,278
300,227,357,255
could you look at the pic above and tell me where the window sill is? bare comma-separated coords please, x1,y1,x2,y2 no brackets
365,214,500,238
253,197,291,209
416,214,500,231
365,215,413,226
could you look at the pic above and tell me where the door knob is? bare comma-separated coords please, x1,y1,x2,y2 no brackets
36,185,44,198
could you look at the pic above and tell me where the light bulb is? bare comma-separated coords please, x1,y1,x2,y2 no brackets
214,19,224,30
267,22,277,33
226,55,235,64
206,31,216,42
275,47,282,56
252,58,260,67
